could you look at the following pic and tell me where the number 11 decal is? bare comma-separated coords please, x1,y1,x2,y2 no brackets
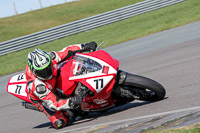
15,85,22,94
94,79,103,89
86,76,113,93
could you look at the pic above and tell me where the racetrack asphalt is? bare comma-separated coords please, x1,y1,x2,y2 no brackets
0,21,200,133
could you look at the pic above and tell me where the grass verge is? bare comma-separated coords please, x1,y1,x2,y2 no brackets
144,122,200,133
0,0,200,76
0,0,143,42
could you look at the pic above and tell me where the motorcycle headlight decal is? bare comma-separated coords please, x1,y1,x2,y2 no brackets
102,66,109,74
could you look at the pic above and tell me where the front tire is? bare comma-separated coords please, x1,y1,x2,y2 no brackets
121,73,166,101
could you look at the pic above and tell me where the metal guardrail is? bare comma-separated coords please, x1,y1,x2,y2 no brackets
0,0,185,56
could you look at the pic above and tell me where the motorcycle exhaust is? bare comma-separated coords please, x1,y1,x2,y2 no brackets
22,102,41,112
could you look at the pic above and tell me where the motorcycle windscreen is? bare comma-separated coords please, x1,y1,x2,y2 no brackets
7,73,31,103
69,55,103,80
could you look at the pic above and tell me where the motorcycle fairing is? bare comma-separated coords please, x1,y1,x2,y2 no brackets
56,60,79,97
84,50,119,70
7,73,31,103
69,53,117,80
69,52,117,93
80,77,116,111
66,51,118,110
86,75,113,93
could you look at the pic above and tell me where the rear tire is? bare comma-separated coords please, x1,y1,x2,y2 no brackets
121,73,166,101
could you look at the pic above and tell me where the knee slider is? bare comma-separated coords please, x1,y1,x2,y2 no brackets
54,119,65,129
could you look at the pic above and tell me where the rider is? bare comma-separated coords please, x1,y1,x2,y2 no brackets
25,42,97,129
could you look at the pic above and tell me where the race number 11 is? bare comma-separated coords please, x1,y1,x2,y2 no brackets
94,79,103,89
15,85,22,94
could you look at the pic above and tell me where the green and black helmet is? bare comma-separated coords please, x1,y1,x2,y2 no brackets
27,49,53,80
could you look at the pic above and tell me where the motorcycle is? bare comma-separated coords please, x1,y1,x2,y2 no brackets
7,42,166,122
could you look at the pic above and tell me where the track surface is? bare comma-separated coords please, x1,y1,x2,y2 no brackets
0,21,200,133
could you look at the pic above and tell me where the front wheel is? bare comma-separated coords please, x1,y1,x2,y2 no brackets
120,73,166,101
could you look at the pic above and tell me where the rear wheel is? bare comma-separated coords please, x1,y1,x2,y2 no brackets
121,73,166,101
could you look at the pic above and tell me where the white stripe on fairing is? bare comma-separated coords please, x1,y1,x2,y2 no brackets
56,106,200,133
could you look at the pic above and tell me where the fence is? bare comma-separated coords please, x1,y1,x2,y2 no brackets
0,0,185,56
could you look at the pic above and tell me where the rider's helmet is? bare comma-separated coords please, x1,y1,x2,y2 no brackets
27,49,53,80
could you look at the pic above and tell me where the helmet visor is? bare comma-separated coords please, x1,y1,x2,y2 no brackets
34,62,53,80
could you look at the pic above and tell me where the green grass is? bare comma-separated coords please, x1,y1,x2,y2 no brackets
0,0,143,42
145,128,200,133
0,0,200,76
144,123,200,133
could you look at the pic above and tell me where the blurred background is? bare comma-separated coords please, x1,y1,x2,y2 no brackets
0,0,78,18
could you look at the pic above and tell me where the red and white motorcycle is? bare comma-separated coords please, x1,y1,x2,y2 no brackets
7,42,166,120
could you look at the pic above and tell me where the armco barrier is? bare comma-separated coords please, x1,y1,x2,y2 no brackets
0,0,185,56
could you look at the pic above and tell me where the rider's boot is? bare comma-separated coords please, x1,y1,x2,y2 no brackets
33,102,68,129
49,111,68,129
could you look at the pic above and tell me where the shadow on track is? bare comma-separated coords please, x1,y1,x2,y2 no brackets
33,122,54,129
66,100,157,127
33,98,168,129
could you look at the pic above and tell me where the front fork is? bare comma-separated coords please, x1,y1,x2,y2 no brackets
116,70,128,85
112,70,134,100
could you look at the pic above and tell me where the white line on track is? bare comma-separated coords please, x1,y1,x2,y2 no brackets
57,106,200,133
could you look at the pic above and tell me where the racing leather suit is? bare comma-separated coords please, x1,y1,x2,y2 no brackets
25,44,82,129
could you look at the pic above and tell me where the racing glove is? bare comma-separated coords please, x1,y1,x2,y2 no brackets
82,41,97,52
68,95,84,109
